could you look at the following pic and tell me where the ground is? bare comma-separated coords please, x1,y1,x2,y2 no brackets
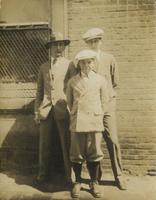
0,171,155,200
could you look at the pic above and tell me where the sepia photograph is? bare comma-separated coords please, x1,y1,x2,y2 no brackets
0,0,156,199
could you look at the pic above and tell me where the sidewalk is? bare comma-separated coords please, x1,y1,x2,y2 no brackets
0,172,156,200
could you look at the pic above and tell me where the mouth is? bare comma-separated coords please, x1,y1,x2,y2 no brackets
57,51,61,54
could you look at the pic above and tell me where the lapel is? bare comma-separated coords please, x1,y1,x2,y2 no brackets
71,74,86,97
42,60,53,89
76,73,95,97
49,61,53,88
96,50,103,73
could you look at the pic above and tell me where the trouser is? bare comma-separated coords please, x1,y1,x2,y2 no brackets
55,116,71,183
38,108,71,183
70,132,103,163
101,111,122,179
70,132,103,183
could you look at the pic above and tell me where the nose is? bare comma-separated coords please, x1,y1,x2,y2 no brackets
86,62,90,67
89,41,95,48
57,44,61,50
84,62,91,69
92,40,97,46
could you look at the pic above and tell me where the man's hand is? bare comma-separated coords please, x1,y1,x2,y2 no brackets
34,112,40,124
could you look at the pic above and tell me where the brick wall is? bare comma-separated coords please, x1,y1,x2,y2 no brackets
0,114,39,173
67,0,156,174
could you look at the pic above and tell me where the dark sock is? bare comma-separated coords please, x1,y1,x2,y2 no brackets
87,161,100,182
72,162,82,183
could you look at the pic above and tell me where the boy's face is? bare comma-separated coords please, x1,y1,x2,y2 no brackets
86,38,102,51
79,58,95,75
50,41,66,57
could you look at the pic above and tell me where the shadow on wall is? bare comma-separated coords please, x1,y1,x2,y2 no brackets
0,100,65,178
0,100,39,174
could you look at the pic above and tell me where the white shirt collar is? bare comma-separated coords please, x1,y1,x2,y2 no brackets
80,70,95,79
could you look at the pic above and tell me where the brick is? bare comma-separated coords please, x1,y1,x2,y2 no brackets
128,0,138,5
119,0,127,4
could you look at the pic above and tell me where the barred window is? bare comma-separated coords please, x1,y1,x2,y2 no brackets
0,23,50,112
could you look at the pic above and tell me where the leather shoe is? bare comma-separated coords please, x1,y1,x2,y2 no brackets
34,176,48,186
71,182,81,198
89,181,102,198
116,176,127,190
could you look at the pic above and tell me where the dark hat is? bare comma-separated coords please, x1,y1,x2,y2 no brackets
46,32,70,48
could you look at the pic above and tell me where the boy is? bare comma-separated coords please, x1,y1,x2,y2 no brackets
66,49,109,198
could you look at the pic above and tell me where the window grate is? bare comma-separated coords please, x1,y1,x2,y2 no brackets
0,23,50,110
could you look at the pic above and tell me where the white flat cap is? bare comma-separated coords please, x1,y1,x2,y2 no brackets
75,49,97,61
82,28,104,41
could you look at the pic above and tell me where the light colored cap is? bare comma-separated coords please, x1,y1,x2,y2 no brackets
75,49,97,61
82,28,104,41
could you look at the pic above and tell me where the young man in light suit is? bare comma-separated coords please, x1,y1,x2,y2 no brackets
34,32,71,185
82,28,126,190
66,49,109,198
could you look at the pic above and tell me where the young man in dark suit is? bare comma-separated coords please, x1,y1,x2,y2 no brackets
35,32,71,185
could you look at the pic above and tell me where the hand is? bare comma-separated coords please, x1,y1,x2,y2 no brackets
34,113,40,124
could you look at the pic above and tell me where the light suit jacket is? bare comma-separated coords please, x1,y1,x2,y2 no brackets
66,71,109,132
95,51,119,111
96,51,119,89
35,57,70,120
64,51,119,112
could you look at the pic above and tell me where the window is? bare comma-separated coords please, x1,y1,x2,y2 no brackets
0,23,50,112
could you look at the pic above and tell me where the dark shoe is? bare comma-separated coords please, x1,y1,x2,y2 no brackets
34,176,48,186
71,182,81,198
89,181,102,198
116,176,127,190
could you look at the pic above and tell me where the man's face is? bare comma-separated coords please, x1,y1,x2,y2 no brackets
79,58,95,75
50,41,66,57
86,38,102,51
